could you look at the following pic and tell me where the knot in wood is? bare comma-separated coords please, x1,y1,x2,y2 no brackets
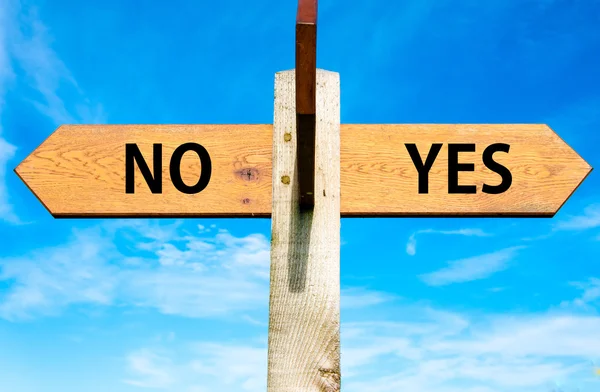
318,368,341,391
236,167,259,182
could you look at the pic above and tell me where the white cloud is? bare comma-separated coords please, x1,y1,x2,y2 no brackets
0,227,121,320
341,287,396,309
124,342,267,392
419,246,524,286
190,342,267,390
124,349,176,389
0,0,18,223
121,226,270,318
554,204,600,232
430,315,600,359
0,137,17,223
341,309,600,392
407,228,491,256
0,219,394,321
0,221,270,321
123,304,600,392
575,278,600,305
406,234,417,256
8,2,105,125
561,278,600,310
0,0,105,224
520,203,600,243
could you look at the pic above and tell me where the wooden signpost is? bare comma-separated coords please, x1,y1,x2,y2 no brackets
14,0,592,390
15,123,592,218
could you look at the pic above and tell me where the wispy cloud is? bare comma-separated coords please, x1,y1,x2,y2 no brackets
521,203,600,243
124,342,267,391
574,278,600,306
419,246,524,287
554,204,600,232
0,0,104,224
123,302,600,392
406,228,491,256
190,342,267,390
8,2,105,125
0,226,120,320
0,0,18,223
560,278,600,311
124,349,175,389
341,307,600,392
0,221,270,321
0,220,390,321
342,287,396,309
0,138,17,223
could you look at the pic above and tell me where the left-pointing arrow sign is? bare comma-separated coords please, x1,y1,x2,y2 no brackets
14,124,274,218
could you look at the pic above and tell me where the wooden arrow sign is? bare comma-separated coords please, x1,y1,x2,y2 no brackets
15,123,591,218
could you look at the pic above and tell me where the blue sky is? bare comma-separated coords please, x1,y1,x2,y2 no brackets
1,0,599,391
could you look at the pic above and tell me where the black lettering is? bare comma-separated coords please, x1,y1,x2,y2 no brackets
405,143,443,194
125,143,162,194
482,143,512,194
169,143,212,194
448,143,476,194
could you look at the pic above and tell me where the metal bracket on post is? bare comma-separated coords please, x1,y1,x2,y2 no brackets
296,0,317,209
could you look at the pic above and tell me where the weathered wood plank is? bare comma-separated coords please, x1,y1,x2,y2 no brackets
267,69,341,391
15,124,273,218
340,123,591,216
15,124,591,217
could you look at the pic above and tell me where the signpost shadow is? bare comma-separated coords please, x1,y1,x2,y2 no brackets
287,207,313,293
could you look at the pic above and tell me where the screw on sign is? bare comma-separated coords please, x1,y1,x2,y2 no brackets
13,0,592,391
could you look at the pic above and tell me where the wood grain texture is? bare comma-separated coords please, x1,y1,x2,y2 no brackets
296,0,317,24
15,124,273,217
295,0,317,115
267,69,340,391
296,0,318,208
339,124,591,216
297,113,316,208
15,124,591,217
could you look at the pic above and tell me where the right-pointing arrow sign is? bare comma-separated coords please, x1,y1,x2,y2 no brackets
342,123,592,217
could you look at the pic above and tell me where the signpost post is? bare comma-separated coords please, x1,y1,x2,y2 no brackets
14,0,592,390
